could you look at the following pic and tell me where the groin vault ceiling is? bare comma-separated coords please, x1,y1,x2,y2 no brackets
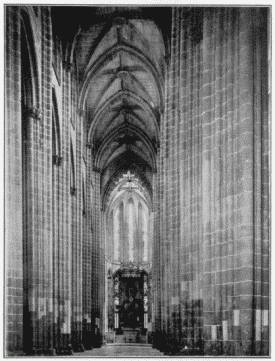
52,6,170,208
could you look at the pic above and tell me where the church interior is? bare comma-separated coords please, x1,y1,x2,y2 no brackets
5,5,270,356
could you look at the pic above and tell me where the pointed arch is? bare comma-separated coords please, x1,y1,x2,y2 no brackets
70,139,76,194
79,43,164,113
88,90,160,150
52,88,61,163
20,9,40,110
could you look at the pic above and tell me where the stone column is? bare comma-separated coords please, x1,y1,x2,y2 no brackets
201,7,269,356
114,275,119,330
71,107,84,352
37,7,55,355
92,168,102,347
82,141,93,350
143,274,148,329
22,106,42,355
5,7,24,354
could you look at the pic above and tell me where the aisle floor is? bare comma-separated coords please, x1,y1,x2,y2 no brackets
73,344,165,357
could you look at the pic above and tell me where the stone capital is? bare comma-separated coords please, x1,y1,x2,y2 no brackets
93,166,101,173
164,54,170,65
70,187,77,196
63,60,73,72
22,106,42,121
53,155,63,166
77,108,85,117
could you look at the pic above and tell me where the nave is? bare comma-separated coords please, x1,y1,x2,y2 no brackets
5,5,270,357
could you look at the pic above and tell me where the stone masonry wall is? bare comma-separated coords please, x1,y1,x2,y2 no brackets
5,6,24,354
5,6,100,354
5,5,269,357
153,7,269,356
5,6,56,354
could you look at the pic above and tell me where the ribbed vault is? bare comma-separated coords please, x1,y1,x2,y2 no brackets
67,7,167,208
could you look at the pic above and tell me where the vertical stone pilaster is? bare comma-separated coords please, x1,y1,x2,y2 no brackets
22,108,41,354
154,7,269,357
5,6,23,355
35,7,54,354
70,101,83,354
91,169,102,346
201,8,269,356
71,100,83,351
99,209,106,341
82,141,93,350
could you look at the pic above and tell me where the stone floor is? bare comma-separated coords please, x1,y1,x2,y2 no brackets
73,344,165,357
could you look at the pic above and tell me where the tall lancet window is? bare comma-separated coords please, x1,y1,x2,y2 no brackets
114,207,120,261
143,207,149,261
108,210,114,260
119,202,125,262
138,202,143,263
128,199,135,262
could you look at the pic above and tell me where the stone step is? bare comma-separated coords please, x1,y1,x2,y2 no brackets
115,333,147,343
73,344,164,357
110,343,151,346
74,344,164,357
114,328,148,344
107,345,163,356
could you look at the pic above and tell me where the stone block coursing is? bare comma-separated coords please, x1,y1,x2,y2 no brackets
152,7,269,356
5,5,269,356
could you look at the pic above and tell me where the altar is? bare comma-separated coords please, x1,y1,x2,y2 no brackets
110,263,149,338
119,280,143,329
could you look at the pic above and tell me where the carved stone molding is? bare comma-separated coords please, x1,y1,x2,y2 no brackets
77,108,84,117
164,54,171,65
70,187,77,196
53,155,63,166
86,142,93,149
63,60,73,72
22,106,42,121
93,166,101,173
